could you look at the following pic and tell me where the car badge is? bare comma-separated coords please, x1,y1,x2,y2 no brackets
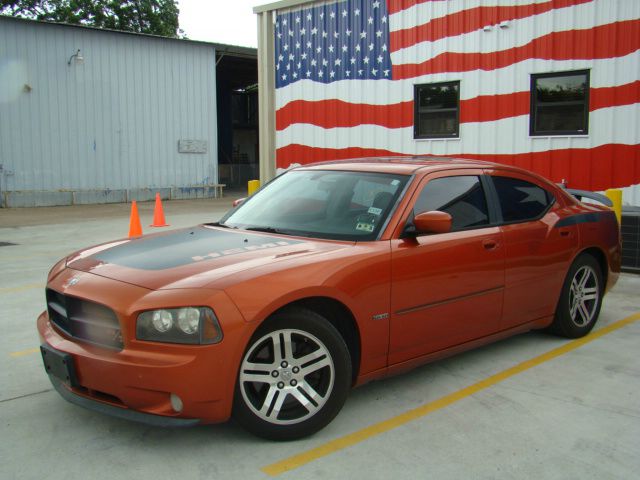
66,277,80,287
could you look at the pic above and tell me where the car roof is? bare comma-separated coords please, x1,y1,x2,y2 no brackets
295,156,505,175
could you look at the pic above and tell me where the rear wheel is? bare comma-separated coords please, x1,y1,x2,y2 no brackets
233,308,351,440
550,254,603,338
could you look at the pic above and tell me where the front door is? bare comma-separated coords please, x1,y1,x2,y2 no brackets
389,172,505,365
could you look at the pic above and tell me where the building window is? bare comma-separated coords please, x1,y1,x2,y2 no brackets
414,81,460,139
530,70,589,136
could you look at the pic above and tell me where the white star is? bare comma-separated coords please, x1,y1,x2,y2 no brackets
293,72,298,78
277,32,282,39
360,30,367,39
377,55,383,63
307,13,312,21
282,73,287,80
350,57,356,64
354,9,360,16
372,68,377,76
382,16,387,23
289,53,294,61
330,70,335,78
346,29,352,36
328,44,334,53
311,58,317,66
297,62,301,69
306,41,312,49
311,27,318,35
342,9,348,17
282,18,287,26
342,45,348,52
373,1,380,8
278,54,284,61
306,70,311,77
382,44,387,52
358,69,363,76
300,27,306,35
346,70,351,77
363,56,369,64
322,31,328,38
289,29,294,37
318,70,323,78
355,44,361,52
295,42,300,49
319,12,324,19
316,46,322,53
295,16,300,23
369,43,374,51
283,44,289,51
335,58,341,66
330,11,335,19
276,63,280,70
368,17,373,25
383,69,390,77
333,31,339,39
376,30,382,38
301,52,307,60
286,63,290,70
322,58,328,66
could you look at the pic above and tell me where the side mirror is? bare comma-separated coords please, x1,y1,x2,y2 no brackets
414,211,452,234
232,197,246,207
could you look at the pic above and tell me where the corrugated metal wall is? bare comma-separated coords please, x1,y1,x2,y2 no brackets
0,18,218,206
267,0,640,206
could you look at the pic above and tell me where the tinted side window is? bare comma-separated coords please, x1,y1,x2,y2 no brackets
414,176,489,231
492,176,553,223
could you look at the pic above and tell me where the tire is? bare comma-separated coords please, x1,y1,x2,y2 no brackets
550,254,603,338
233,307,352,440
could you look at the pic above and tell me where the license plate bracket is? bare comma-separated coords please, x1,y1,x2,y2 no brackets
40,344,79,387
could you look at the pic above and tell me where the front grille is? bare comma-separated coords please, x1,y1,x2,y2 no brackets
46,289,123,350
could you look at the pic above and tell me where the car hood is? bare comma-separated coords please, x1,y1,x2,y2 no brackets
66,225,351,290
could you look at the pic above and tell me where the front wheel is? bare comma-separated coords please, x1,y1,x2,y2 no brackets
233,308,352,440
550,254,603,338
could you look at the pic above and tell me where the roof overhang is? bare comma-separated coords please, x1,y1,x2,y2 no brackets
253,0,317,14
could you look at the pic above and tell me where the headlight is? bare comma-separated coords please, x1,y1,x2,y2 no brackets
136,307,223,345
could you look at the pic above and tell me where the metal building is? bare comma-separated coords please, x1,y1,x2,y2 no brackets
0,16,257,207
254,0,640,205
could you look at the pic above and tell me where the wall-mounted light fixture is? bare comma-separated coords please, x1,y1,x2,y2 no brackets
68,49,84,66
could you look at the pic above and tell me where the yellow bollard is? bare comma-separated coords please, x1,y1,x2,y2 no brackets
248,179,260,196
605,189,622,226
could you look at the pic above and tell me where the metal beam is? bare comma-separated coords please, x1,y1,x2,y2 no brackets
257,10,277,185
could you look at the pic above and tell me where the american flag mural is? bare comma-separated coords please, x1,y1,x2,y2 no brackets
273,0,640,198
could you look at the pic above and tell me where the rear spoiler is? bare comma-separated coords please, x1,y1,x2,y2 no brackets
557,185,613,207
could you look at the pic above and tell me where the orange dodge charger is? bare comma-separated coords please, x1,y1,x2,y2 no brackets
38,158,621,439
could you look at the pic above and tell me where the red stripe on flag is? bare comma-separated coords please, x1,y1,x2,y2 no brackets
276,99,414,130
387,0,447,16
591,81,640,112
391,0,592,50
276,82,639,130
393,20,640,78
276,143,640,191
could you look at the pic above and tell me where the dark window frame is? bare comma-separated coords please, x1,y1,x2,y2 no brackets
530,70,590,136
414,80,460,139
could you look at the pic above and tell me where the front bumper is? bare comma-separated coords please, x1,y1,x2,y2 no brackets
37,270,253,425
48,375,200,427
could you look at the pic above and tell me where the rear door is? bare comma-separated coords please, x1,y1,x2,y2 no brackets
486,171,577,329
389,170,505,365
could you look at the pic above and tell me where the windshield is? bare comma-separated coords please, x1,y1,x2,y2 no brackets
219,169,410,241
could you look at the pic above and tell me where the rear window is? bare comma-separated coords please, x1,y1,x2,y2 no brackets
492,176,554,223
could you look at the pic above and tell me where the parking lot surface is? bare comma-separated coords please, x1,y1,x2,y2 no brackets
2,199,639,480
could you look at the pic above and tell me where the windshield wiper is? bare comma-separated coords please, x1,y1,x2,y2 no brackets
208,222,236,229
243,226,289,235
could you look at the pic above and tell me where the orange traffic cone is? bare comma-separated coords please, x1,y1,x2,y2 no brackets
128,201,143,238
149,192,169,227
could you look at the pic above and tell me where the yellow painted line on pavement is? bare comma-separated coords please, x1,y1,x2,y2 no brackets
262,312,640,477
9,347,40,358
0,283,44,294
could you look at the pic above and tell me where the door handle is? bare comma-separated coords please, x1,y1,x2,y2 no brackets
482,239,498,250
559,229,572,237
